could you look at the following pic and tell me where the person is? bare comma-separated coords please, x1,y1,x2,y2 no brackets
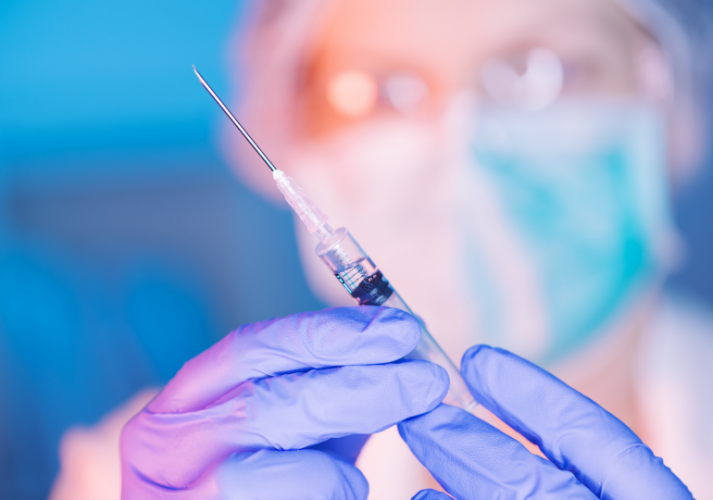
50,0,713,498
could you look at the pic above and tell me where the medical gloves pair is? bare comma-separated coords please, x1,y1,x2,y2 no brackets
120,306,692,499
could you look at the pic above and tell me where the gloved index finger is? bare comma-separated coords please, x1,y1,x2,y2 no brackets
461,346,693,500
150,306,420,413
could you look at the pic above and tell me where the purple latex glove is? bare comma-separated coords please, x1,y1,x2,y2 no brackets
399,345,693,500
120,306,449,499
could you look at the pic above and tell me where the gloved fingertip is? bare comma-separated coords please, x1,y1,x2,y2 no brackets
300,306,422,364
372,306,422,352
432,363,451,404
398,402,461,441
217,449,370,500
411,489,451,500
333,455,370,500
392,360,450,417
420,362,451,413
461,344,512,392
460,344,491,368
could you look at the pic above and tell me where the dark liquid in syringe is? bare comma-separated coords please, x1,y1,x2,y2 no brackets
337,269,394,306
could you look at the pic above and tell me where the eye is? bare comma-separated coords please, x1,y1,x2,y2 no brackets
325,70,432,120
383,74,430,114
326,70,379,118
480,48,564,111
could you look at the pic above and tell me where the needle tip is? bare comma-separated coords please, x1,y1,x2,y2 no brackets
191,64,278,173
192,65,207,87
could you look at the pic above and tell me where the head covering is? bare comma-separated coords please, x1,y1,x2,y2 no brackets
224,0,712,194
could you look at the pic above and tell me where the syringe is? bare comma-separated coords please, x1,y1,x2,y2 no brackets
193,66,477,412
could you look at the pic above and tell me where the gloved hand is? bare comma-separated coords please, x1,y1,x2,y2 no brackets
399,345,694,500
120,306,449,499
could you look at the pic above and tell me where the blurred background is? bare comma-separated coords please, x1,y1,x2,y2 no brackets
0,1,325,498
0,0,711,498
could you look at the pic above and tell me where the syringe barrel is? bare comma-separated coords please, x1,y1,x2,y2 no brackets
315,228,477,412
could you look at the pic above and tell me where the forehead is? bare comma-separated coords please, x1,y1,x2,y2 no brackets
315,0,640,73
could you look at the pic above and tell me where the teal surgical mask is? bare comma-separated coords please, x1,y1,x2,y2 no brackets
466,100,676,364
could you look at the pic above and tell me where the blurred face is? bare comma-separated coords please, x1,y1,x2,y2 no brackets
303,0,648,136
278,0,673,364
301,0,649,136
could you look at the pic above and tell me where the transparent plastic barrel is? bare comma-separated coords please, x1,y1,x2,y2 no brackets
315,227,477,412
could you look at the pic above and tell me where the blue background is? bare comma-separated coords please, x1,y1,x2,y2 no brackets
0,1,710,498
0,1,325,497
